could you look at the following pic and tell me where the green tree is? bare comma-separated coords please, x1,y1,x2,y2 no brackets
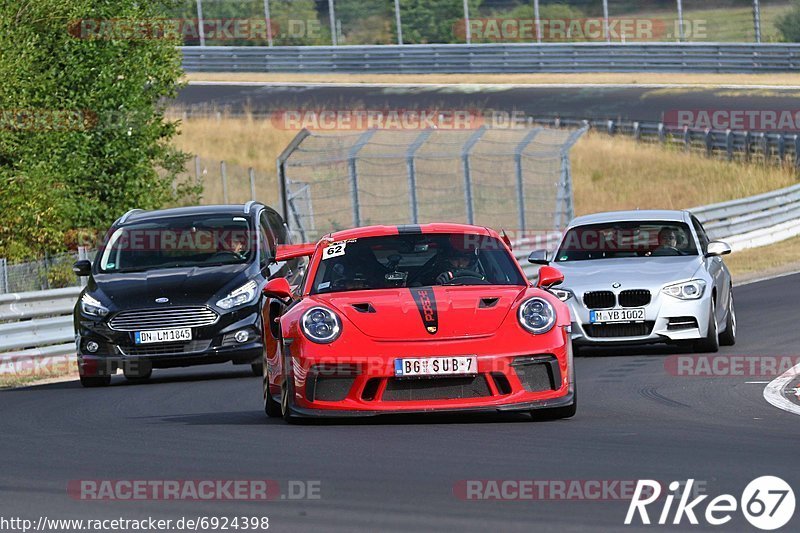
400,0,482,44
777,0,800,42
0,0,188,261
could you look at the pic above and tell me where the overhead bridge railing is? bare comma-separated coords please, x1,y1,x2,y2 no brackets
181,44,800,74
0,287,80,375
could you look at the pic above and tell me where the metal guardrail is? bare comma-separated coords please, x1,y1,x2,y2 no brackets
181,43,800,74
0,287,80,373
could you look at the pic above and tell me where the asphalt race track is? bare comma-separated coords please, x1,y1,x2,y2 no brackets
175,83,800,122
1,273,798,531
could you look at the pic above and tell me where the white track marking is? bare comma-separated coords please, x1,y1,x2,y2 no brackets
763,362,800,416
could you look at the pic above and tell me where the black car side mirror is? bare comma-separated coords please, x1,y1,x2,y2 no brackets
527,250,550,265
73,260,92,277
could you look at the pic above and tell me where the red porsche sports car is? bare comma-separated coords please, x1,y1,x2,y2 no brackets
260,223,575,422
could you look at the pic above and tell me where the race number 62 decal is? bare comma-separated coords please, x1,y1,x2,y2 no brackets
322,241,347,260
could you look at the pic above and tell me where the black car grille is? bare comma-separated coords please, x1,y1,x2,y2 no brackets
584,321,655,338
619,290,651,307
583,291,616,309
116,340,212,357
667,317,699,331
382,376,491,401
306,365,360,402
109,307,218,331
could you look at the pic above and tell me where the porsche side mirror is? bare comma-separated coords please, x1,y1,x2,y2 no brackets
528,249,549,265
705,241,732,257
537,265,564,289
263,277,293,300
73,260,92,277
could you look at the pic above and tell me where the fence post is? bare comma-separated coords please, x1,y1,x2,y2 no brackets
705,129,713,157
406,130,432,224
607,120,615,136
0,258,7,294
658,122,666,144
778,135,786,164
220,161,228,203
633,122,641,142
249,167,257,200
514,128,543,234
744,131,752,162
753,0,762,44
795,135,800,169
683,126,690,151
194,155,201,185
348,129,378,227
78,246,88,288
726,129,734,161
461,127,486,225
760,133,769,162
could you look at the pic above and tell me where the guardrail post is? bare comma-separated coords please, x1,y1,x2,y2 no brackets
795,135,800,169
0,258,7,294
607,120,615,136
778,135,786,164
744,131,752,162
726,129,734,161
705,129,713,157
658,123,666,144
633,122,641,142
77,247,88,288
220,161,229,203
683,126,690,152
249,167,256,200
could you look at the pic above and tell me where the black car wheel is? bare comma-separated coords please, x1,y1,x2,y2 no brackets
719,290,736,347
251,362,263,377
263,363,281,418
695,298,720,353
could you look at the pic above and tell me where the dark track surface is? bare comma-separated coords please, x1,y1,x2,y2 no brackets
175,84,800,122
1,273,798,531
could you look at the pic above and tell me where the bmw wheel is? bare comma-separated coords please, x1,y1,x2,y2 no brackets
695,298,720,353
718,289,736,346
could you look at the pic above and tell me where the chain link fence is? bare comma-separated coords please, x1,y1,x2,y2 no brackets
277,126,587,242
167,0,791,46
0,249,96,294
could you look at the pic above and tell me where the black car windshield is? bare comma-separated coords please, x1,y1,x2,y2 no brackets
99,215,253,272
555,221,698,262
311,233,526,294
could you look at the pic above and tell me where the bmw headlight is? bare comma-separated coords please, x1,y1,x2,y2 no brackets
662,280,706,300
518,297,556,334
216,280,258,310
301,306,341,344
80,293,109,318
551,288,573,302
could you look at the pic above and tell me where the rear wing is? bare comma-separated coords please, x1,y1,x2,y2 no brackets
276,243,317,262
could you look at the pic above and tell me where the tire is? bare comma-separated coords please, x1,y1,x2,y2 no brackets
718,290,737,347
251,362,263,377
263,363,281,418
694,298,720,353
80,375,111,388
280,378,299,424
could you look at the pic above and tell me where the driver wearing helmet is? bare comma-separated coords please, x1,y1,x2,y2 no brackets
435,248,483,285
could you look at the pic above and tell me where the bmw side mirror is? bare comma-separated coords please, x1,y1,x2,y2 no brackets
705,241,732,257
528,250,549,265
537,265,564,289
73,260,92,277
263,277,293,300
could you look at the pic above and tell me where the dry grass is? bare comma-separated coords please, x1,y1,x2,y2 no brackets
185,72,800,87
0,366,77,389
571,133,798,215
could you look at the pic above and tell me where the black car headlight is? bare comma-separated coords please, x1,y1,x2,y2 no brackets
518,297,556,334
80,293,109,318
301,306,342,344
216,280,258,310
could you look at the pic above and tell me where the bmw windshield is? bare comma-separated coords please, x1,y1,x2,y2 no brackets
98,215,254,273
555,221,698,262
311,233,526,294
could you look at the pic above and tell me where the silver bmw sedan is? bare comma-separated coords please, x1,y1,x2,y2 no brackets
528,210,736,352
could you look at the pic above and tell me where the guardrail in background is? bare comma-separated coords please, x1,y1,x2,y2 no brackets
0,287,80,376
514,181,800,279
181,43,800,74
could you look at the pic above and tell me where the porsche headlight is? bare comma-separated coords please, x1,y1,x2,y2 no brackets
80,293,109,318
301,306,341,344
216,280,258,310
662,280,706,300
551,288,573,302
518,297,556,334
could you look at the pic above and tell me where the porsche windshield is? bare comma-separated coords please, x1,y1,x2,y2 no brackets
555,221,698,262
99,215,254,272
311,233,526,294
